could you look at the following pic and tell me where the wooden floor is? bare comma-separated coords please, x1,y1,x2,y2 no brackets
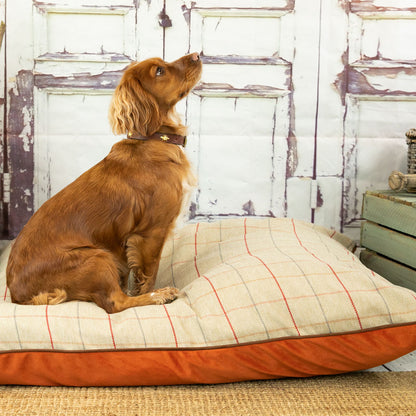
368,351,416,372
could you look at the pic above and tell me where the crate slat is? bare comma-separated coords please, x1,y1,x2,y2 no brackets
360,249,416,292
361,221,416,269
362,190,416,238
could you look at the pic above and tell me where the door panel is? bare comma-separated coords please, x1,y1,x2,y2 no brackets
186,2,294,219
343,1,416,226
201,15,281,57
34,90,115,208
31,1,137,209
6,0,168,237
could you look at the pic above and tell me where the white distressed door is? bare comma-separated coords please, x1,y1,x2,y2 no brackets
166,0,343,229
166,0,296,219
342,0,416,230
6,0,415,239
5,0,167,237
32,1,138,209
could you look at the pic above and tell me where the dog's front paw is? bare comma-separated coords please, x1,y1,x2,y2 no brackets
150,287,180,305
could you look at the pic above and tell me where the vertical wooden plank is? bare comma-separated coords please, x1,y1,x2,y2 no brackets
314,177,343,230
361,221,416,269
6,0,34,238
286,0,321,222
360,249,416,292
342,4,416,234
0,4,5,165
183,3,294,219
286,177,314,222
0,0,6,236
313,0,348,231
342,94,360,227
31,3,140,210
136,0,164,59
164,0,191,61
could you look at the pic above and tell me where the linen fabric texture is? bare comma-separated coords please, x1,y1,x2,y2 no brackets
0,218,415,386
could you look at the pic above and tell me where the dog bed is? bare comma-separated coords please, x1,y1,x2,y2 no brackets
1,217,415,386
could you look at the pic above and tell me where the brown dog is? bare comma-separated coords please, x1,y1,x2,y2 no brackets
6,52,202,313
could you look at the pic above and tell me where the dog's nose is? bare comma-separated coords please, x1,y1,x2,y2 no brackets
190,52,200,62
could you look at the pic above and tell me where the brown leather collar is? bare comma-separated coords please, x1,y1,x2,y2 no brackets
127,132,187,147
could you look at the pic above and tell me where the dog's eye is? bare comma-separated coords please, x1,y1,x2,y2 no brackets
155,66,165,76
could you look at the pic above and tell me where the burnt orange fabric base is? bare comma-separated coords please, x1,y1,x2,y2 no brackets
1,324,415,386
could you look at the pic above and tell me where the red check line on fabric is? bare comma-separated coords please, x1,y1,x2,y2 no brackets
163,305,179,348
45,305,54,349
194,223,200,277
3,287,7,301
243,218,301,336
291,219,363,330
194,223,239,344
201,275,239,344
107,315,117,349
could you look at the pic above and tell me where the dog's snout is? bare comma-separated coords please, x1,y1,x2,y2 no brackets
190,52,200,62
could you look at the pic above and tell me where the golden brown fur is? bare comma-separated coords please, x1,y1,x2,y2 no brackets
6,52,202,313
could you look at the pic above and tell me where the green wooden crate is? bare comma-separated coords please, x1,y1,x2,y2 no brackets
360,221,416,269
361,190,416,291
360,249,416,292
362,190,416,238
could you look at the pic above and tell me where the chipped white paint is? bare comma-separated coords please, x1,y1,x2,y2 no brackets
0,0,5,177
3,0,416,239
343,2,416,232
20,107,33,153
34,89,115,208
374,0,416,8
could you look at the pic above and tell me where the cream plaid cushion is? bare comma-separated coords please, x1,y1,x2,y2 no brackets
1,218,415,386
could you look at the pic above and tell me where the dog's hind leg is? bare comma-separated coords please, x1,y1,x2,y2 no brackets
60,248,178,313
108,286,179,313
17,248,177,313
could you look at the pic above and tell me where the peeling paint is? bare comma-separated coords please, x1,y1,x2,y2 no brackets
200,54,287,66
35,70,123,90
335,62,416,100
7,0,414,238
350,0,416,13
333,50,349,106
7,70,35,238
316,186,324,208
158,8,172,28
181,4,191,26
286,134,298,177
194,82,285,98
348,68,389,95
338,0,350,12
242,200,255,216
189,201,197,219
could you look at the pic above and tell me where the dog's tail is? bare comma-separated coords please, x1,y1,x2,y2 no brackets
29,289,67,306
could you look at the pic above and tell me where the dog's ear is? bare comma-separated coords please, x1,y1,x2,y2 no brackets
109,76,161,137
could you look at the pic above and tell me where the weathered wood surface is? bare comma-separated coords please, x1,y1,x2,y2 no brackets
361,221,416,269
360,249,416,292
362,190,416,238
368,351,416,372
0,21,5,48
3,1,416,237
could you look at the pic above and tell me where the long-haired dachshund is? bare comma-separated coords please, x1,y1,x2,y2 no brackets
6,52,202,313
